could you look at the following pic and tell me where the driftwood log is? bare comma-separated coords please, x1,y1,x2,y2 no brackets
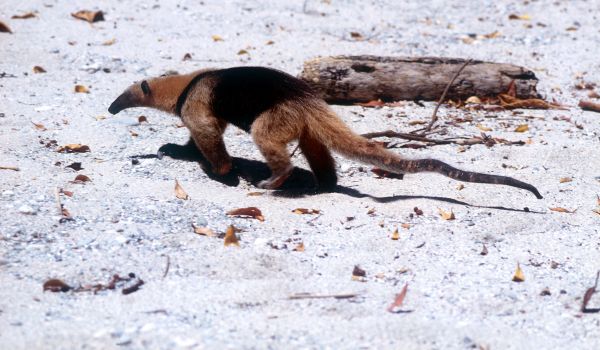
299,56,540,104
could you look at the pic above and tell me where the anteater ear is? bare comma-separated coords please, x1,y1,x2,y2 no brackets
141,80,151,95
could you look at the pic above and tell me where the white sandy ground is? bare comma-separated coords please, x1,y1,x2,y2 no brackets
1,0,600,349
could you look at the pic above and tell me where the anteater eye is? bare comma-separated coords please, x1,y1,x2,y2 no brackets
141,80,150,95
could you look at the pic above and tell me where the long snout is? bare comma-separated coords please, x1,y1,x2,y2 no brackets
108,92,133,115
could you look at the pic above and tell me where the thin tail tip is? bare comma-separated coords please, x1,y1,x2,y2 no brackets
531,187,543,199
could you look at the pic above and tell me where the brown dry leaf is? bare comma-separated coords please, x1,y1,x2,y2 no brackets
595,209,600,217
350,31,363,40
33,66,46,73
224,225,240,247
237,49,249,55
192,223,216,237
413,207,423,216
390,228,400,240
438,208,455,220
0,21,12,33
102,38,116,46
71,10,104,23
293,242,305,252
43,279,72,292
466,96,482,104
588,91,600,99
549,207,575,213
265,40,274,45
512,263,525,282
137,116,148,123
182,53,192,61
476,124,493,132
499,94,563,110
61,190,74,197
352,265,366,281
582,271,600,313
227,207,264,221
514,124,529,133
508,13,531,20
356,99,385,107
367,208,376,215
95,115,106,121
129,130,138,137
32,121,46,130
482,31,501,39
72,174,91,183
12,12,36,19
401,223,410,229
456,184,465,190
372,168,404,179
174,180,189,200
211,34,224,42
292,208,320,215
246,191,264,196
408,120,426,126
579,100,600,113
387,283,409,312
57,144,90,153
74,85,90,93
480,243,488,256
559,177,572,183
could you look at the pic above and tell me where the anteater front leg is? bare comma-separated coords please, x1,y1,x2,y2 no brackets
185,115,232,176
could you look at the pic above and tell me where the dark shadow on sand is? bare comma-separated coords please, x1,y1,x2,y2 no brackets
128,140,540,214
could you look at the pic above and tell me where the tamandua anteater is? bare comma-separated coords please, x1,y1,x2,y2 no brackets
108,66,542,198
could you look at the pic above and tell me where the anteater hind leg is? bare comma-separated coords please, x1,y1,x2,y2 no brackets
186,115,232,176
299,131,337,190
251,112,300,189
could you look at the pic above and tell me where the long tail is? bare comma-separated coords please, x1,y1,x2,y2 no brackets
306,104,543,199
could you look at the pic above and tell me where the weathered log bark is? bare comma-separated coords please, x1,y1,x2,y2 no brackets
299,56,540,104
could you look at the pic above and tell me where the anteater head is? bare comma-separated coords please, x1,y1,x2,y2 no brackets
108,80,153,115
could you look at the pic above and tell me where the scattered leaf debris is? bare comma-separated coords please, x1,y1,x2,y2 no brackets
182,53,192,61
390,228,400,240
227,207,264,221
438,208,455,220
413,207,423,216
512,263,525,282
32,121,46,130
138,116,148,123
224,225,240,247
579,100,600,113
12,12,36,19
293,242,305,252
102,38,116,46
211,34,223,42
387,283,409,313
292,208,320,215
480,244,488,256
581,271,600,313
0,21,12,33
508,13,531,20
71,10,104,23
43,279,72,292
33,66,46,73
559,177,572,183
352,265,366,281
57,144,90,153
549,207,575,213
514,124,529,133
74,85,90,93
71,174,91,183
174,179,189,200
192,223,216,237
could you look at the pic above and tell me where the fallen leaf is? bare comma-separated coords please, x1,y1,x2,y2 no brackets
72,174,91,183
74,85,90,93
137,116,148,123
71,10,104,23
456,184,465,190
65,162,83,171
265,40,274,45
182,53,192,61
0,21,12,33
582,271,600,313
550,207,575,213
559,177,572,183
514,124,529,133
476,124,493,132
102,38,116,46
367,208,376,215
508,13,531,20
413,207,423,216
57,144,90,153
61,189,74,197
480,243,488,255
438,208,455,220
352,265,366,281
129,130,138,137
293,242,305,252
33,66,46,73
512,263,525,282
408,120,426,126
32,121,46,130
95,115,106,121
224,225,240,247
350,31,363,40
387,283,409,312
292,208,320,215
482,31,501,39
211,34,224,42
390,228,400,240
227,207,264,221
237,49,249,55
174,180,189,200
192,223,216,237
12,12,36,19
43,279,72,292
466,96,482,104
246,191,264,196
499,94,564,110
401,223,410,229
579,100,600,113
